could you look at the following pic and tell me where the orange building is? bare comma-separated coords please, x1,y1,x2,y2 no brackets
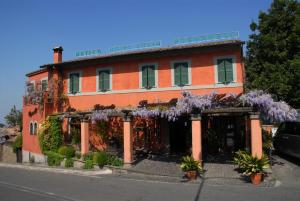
22,40,263,164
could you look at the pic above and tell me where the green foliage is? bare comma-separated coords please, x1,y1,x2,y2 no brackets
46,151,64,166
83,159,94,169
180,156,203,172
12,135,22,153
245,0,300,107
107,155,123,167
65,158,74,168
93,151,108,167
39,116,63,153
83,153,94,161
262,130,273,152
71,127,80,145
5,105,22,128
96,121,109,141
0,123,5,128
58,146,75,158
75,152,81,159
234,150,270,176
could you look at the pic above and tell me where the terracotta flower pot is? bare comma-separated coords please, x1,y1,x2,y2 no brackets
186,170,197,180
250,173,263,185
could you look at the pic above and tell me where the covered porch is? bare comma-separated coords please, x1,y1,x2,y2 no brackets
62,106,263,165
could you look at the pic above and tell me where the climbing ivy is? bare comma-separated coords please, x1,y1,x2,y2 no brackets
39,116,63,153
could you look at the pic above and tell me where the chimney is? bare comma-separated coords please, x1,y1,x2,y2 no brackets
53,46,63,63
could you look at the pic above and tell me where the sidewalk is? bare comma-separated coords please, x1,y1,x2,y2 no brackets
0,162,112,177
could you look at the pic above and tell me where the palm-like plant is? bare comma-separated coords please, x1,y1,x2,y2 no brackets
234,150,269,176
180,156,203,172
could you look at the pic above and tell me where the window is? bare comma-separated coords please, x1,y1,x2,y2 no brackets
173,61,190,86
217,58,234,83
41,79,48,91
97,69,111,92
69,73,80,94
141,64,156,89
34,122,38,135
29,122,34,135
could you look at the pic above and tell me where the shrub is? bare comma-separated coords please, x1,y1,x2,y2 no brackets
65,158,74,168
39,116,63,153
83,153,94,161
93,151,108,168
83,159,94,169
234,150,270,176
46,151,63,166
180,156,203,172
107,155,123,167
12,135,22,153
58,146,75,158
75,152,81,159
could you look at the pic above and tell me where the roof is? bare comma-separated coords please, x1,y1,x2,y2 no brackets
26,68,48,77
40,40,243,69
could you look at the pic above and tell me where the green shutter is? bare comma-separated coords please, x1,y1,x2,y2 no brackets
103,70,110,90
72,73,79,93
180,63,189,85
174,64,181,86
147,66,155,88
142,66,148,88
217,59,226,83
41,80,48,91
99,70,110,91
225,59,233,82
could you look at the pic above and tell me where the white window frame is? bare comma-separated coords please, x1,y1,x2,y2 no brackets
67,71,82,94
138,63,158,89
41,77,48,91
170,60,192,87
96,67,113,92
213,55,237,85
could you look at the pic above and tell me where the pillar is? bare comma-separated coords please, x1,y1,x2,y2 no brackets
250,114,262,159
123,115,133,164
191,114,202,162
81,119,89,155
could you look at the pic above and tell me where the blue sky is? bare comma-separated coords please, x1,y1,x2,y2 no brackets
0,0,272,124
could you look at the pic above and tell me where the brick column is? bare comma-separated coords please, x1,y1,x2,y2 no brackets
81,119,89,155
191,114,202,162
250,114,262,159
123,115,133,164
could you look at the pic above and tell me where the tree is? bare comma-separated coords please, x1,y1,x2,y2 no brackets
4,105,22,128
245,0,300,107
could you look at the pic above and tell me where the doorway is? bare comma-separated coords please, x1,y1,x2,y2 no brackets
169,116,191,154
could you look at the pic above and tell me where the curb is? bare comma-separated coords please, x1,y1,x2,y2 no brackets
0,162,112,176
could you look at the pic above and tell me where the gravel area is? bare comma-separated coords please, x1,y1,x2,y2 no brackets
129,155,184,177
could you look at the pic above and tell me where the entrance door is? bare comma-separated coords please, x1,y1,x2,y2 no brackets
169,117,191,154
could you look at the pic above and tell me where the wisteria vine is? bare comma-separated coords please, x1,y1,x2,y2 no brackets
91,90,297,123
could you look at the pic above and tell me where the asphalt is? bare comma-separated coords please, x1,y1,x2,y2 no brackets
0,158,300,201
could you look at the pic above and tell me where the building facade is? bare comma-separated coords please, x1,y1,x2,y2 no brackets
22,40,263,164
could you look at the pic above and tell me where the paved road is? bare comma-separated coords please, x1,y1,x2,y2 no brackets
0,165,300,201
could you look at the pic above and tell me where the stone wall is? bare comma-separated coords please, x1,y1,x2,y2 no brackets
0,143,16,163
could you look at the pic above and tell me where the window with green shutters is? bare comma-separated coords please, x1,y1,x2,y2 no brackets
173,62,189,86
41,79,48,91
69,73,80,94
217,58,234,83
141,65,156,89
98,70,111,91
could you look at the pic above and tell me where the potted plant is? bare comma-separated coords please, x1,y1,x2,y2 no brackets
180,156,203,180
234,150,269,185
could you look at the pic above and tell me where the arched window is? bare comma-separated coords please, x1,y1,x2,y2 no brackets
34,122,38,135
30,122,34,135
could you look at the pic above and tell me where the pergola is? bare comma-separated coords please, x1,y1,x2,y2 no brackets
57,105,263,165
